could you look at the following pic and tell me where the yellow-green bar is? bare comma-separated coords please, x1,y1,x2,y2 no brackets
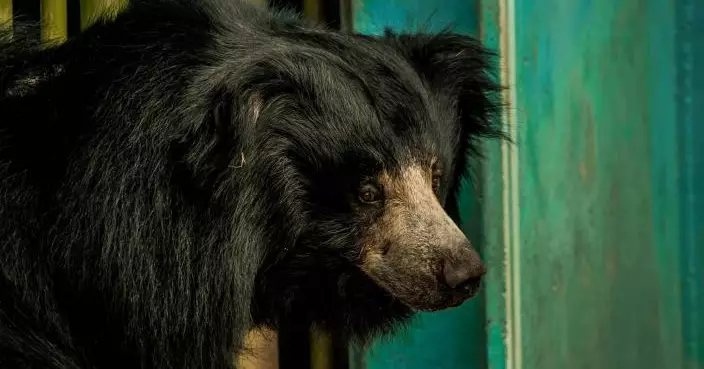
81,0,127,30
0,0,11,27
303,0,322,22
41,0,67,44
237,328,279,369
302,6,333,369
301,0,335,365
310,328,333,369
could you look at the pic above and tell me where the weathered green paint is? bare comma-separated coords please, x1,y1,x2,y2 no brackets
491,0,704,368
352,0,478,36
675,1,704,366
353,1,488,369
477,1,508,369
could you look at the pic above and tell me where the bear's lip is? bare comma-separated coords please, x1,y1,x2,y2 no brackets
359,264,482,312
407,279,482,312
415,295,470,312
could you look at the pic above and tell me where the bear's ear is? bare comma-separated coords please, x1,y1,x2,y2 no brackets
380,30,503,141
379,30,505,221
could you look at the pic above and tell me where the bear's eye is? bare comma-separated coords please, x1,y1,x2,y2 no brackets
431,175,441,193
359,184,382,204
431,164,443,193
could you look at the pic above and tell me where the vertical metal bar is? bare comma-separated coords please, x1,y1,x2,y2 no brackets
238,328,280,369
80,0,126,30
259,4,306,367
40,0,67,44
338,0,352,32
310,329,333,369
80,0,98,29
300,1,337,366
478,0,509,368
497,0,520,368
0,0,11,27
279,322,311,369
303,0,321,22
233,0,282,365
11,0,39,40
66,0,80,38
301,0,336,363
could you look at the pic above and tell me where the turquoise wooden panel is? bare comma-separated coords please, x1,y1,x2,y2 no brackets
352,1,487,369
501,0,704,368
676,1,704,366
476,2,508,369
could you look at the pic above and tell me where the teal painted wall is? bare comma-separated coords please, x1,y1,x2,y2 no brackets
352,2,488,369
513,0,677,366
494,0,704,368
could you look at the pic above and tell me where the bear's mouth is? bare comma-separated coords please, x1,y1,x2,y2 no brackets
373,275,482,313
407,276,482,312
414,294,472,312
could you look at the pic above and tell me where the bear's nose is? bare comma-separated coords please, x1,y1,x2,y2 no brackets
442,245,486,291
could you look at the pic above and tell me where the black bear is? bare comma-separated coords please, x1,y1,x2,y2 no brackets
0,0,502,368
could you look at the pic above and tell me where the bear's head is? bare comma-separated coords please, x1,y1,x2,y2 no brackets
209,28,502,340
350,31,503,313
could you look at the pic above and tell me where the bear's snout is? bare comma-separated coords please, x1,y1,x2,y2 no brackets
357,165,487,311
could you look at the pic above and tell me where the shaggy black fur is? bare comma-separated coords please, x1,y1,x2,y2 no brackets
0,0,502,368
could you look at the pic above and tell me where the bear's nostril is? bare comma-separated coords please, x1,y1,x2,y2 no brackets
455,276,482,295
442,259,485,290
443,260,470,289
